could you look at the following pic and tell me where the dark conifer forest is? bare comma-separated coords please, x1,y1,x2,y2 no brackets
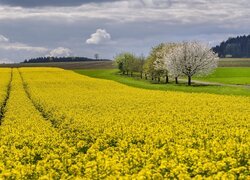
213,35,250,58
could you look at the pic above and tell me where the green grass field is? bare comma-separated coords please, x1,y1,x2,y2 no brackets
194,67,250,85
75,69,250,97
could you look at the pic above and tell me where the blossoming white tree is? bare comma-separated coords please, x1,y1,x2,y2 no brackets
163,44,182,84
153,43,177,83
153,55,167,83
164,42,219,85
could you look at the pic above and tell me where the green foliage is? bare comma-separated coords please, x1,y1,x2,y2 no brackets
143,43,165,77
143,43,178,80
114,53,146,76
114,52,136,75
135,55,145,73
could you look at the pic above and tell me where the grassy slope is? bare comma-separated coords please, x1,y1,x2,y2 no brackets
194,67,250,85
74,69,250,97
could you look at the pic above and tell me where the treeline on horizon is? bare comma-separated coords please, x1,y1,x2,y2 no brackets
213,34,250,58
23,57,111,63
22,34,250,63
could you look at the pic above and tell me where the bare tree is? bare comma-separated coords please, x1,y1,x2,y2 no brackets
94,53,99,60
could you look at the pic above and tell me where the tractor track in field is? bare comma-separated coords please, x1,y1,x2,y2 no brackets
17,69,95,154
17,69,60,128
179,79,250,89
191,79,250,89
0,69,13,125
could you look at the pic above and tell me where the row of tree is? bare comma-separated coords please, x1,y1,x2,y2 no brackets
23,56,110,63
115,42,219,85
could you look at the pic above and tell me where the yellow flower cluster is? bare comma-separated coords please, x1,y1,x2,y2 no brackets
0,68,249,179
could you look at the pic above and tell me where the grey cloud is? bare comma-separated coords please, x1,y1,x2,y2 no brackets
0,0,117,7
0,0,250,63
0,34,9,42
1,0,250,25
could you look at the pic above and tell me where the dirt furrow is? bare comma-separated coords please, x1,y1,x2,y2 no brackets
0,69,13,125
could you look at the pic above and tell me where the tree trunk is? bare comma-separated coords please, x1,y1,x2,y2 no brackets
126,71,129,75
158,77,160,83
131,72,133,76
145,74,147,80
122,71,125,75
165,76,169,84
188,76,191,85
140,72,143,79
175,77,178,84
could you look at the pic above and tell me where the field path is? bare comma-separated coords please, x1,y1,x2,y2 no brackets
18,69,60,128
180,79,250,88
0,69,12,125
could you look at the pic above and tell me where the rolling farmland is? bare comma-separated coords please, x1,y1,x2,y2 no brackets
0,58,249,70
0,68,249,179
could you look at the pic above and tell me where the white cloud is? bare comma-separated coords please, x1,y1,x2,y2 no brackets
86,29,111,45
47,47,72,57
0,35,9,42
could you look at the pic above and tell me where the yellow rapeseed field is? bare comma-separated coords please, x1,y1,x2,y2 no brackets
0,68,249,179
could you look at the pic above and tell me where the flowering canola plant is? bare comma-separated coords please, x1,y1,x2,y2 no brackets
0,68,249,179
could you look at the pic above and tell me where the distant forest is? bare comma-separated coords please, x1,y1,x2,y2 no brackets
23,57,110,63
213,35,250,58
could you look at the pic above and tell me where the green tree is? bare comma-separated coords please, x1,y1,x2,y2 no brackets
144,43,176,83
114,52,136,76
133,55,145,79
144,43,165,81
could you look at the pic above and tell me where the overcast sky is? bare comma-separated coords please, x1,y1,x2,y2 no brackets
0,0,249,63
